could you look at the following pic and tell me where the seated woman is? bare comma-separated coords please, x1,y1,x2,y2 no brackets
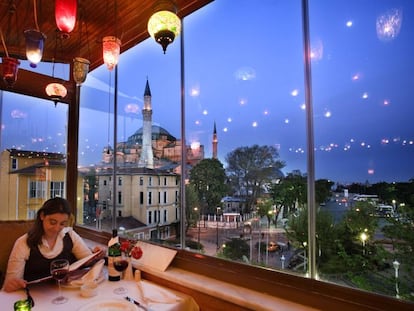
2,197,104,292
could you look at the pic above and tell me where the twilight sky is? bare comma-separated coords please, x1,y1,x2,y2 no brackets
1,0,413,184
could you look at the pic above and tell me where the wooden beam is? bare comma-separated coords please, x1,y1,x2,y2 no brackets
0,65,75,105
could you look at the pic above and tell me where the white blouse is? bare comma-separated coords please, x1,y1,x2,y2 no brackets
4,227,92,283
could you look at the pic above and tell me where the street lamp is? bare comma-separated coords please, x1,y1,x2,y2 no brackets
216,207,221,250
269,206,277,228
281,254,286,269
265,211,272,266
194,207,201,251
243,224,253,263
393,260,400,298
360,231,368,255
303,241,307,272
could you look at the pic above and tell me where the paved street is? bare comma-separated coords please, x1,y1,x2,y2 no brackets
187,223,296,270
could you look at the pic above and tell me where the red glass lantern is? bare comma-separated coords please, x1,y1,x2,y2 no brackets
102,36,121,71
2,57,20,87
55,0,77,36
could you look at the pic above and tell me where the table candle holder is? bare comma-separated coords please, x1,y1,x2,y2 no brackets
14,299,31,311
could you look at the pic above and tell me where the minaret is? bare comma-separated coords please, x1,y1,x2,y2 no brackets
212,121,218,159
138,79,154,168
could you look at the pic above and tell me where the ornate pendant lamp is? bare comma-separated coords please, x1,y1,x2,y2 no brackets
1,28,20,87
45,82,67,105
55,0,77,38
45,34,67,106
2,57,20,87
102,36,121,70
73,57,90,86
147,0,181,54
24,29,46,68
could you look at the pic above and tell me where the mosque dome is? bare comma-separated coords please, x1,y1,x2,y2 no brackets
126,125,176,145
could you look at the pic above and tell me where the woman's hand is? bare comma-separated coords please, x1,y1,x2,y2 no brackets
3,277,27,292
91,246,105,260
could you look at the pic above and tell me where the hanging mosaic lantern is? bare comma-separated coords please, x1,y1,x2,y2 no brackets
45,82,67,106
148,1,181,54
102,36,121,71
73,57,90,85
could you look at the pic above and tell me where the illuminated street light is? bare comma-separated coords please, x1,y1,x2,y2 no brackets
216,207,221,250
393,260,400,298
194,207,200,251
303,241,307,272
360,231,368,255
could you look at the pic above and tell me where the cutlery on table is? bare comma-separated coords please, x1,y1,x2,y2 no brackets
125,296,147,310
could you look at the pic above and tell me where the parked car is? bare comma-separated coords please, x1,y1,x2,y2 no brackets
376,204,394,217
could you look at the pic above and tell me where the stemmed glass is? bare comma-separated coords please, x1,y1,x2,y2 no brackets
113,255,129,295
50,259,69,304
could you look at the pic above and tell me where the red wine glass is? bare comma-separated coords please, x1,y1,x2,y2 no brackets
113,256,129,295
50,259,69,304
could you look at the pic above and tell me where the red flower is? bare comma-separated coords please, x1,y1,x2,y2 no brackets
120,240,143,259
120,240,131,253
131,246,143,260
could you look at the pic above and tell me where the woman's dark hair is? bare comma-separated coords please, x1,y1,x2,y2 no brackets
27,197,72,249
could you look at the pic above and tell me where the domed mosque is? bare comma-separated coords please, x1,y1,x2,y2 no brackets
102,80,204,168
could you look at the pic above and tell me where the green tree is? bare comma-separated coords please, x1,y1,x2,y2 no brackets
324,201,384,275
185,184,200,233
382,204,414,291
83,168,98,219
190,158,228,214
220,238,250,262
315,179,334,205
225,145,285,212
285,202,380,273
256,198,275,227
270,170,306,218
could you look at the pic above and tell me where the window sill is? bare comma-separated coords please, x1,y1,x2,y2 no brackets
135,264,317,311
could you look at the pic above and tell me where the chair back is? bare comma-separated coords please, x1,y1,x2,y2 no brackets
0,220,34,288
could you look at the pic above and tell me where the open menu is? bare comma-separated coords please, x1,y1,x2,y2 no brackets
27,251,102,284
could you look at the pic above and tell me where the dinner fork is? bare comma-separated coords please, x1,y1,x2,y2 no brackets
25,286,35,307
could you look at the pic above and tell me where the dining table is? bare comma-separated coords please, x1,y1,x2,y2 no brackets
0,276,199,311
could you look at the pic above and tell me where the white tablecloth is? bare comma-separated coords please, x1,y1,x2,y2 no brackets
0,278,199,311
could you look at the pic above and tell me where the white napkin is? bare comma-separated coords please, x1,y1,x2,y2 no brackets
71,259,105,286
139,280,181,304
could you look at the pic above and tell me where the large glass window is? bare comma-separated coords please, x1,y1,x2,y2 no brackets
50,181,65,198
0,88,68,220
74,0,414,302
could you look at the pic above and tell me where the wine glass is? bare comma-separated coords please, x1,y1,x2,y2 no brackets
113,255,129,295
50,259,69,304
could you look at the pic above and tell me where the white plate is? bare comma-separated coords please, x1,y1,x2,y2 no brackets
77,298,139,311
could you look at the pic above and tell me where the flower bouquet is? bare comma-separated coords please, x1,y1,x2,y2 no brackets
119,240,143,280
120,240,143,259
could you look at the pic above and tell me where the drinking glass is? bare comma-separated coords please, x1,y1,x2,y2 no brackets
113,255,129,294
50,259,69,304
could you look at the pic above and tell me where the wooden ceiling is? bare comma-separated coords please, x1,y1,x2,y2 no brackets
0,0,213,69
0,0,213,102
